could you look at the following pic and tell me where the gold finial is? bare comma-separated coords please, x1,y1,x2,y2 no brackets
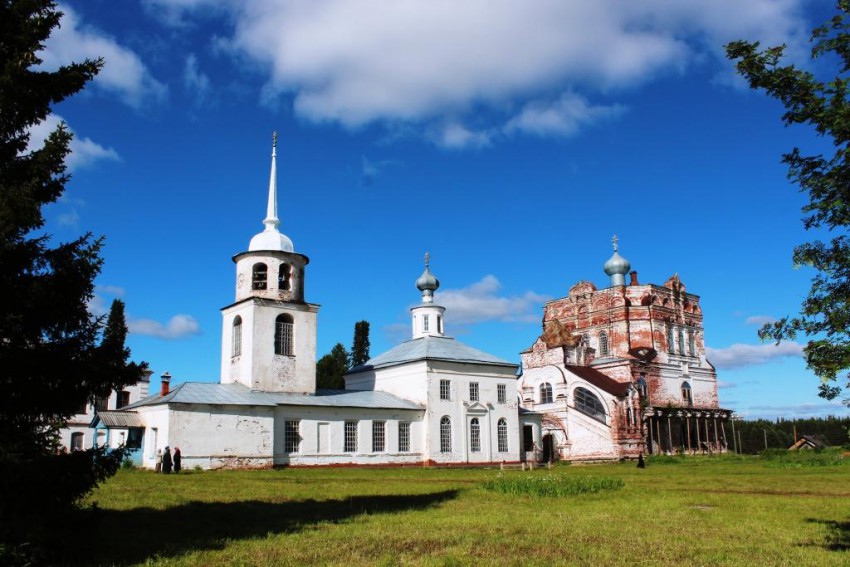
424,251,430,268
272,131,278,148
611,234,619,252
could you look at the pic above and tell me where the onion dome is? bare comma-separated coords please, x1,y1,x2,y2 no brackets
416,252,440,302
248,132,294,253
603,235,630,286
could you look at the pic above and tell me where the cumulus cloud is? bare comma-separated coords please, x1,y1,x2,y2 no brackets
27,114,120,171
146,0,807,143
40,4,166,107
504,93,626,137
745,315,777,326
706,342,804,370
437,275,548,325
129,315,201,339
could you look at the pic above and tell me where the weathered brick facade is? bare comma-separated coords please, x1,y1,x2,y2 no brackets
518,257,731,462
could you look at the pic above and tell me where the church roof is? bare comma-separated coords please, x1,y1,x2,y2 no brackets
348,335,517,374
123,382,423,411
564,364,631,397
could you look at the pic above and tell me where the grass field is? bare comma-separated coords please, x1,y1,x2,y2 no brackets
75,452,850,566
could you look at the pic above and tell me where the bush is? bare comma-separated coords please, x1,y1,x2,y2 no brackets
760,447,846,467
482,473,624,497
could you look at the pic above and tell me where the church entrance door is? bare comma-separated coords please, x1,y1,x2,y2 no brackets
542,434,555,463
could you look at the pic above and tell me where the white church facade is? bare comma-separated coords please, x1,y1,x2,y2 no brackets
82,137,729,469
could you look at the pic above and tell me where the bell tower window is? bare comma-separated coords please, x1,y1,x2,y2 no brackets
278,263,291,291
274,314,294,356
252,263,268,290
232,316,242,357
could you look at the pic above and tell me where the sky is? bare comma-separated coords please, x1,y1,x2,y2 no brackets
32,0,849,420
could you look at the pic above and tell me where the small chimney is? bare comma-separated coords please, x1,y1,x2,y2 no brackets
629,271,639,286
160,371,171,396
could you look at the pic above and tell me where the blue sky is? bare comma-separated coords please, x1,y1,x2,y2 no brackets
34,0,848,419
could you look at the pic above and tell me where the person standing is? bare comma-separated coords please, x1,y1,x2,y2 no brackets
173,447,182,473
162,446,173,474
155,448,163,473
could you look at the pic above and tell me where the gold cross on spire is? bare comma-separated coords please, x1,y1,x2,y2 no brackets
611,234,619,252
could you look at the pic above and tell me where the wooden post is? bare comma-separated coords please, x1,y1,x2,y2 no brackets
666,415,673,454
730,418,737,454
696,415,702,452
713,417,719,454
686,417,692,454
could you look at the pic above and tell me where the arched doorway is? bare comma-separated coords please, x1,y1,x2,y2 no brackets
542,434,556,463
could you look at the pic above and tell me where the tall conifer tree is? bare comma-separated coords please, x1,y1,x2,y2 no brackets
0,1,147,559
351,320,371,367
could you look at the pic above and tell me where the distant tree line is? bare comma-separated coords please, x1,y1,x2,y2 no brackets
729,416,850,454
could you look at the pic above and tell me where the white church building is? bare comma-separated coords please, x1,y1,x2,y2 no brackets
84,137,729,469
93,138,528,470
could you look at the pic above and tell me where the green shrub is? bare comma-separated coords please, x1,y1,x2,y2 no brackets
760,447,846,467
482,473,624,497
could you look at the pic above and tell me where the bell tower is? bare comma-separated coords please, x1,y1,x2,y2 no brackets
220,133,318,393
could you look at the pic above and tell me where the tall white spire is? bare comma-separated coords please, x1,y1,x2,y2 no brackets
248,132,294,252
263,131,279,230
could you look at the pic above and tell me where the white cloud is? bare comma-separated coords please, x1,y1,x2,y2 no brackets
39,4,166,107
504,93,626,137
745,315,776,326
129,314,201,340
145,0,807,138
184,54,212,104
706,342,804,370
437,275,548,325
27,114,120,171
432,123,493,150
734,401,846,420
360,156,401,187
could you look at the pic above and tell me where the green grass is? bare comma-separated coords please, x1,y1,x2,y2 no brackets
482,471,624,496
72,455,850,566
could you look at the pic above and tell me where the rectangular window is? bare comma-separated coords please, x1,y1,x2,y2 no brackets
275,320,294,356
284,420,300,453
344,421,358,453
398,422,410,452
423,315,429,332
497,384,506,404
94,396,109,412
440,379,451,401
372,421,385,452
469,382,479,402
117,391,131,409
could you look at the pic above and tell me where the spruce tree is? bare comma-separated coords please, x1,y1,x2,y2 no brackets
351,320,371,367
316,343,350,389
0,1,147,559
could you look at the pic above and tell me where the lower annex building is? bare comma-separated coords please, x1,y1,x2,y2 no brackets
80,139,730,468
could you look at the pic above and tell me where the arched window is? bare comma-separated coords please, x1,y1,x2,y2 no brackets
575,387,606,423
540,382,553,404
252,263,268,290
678,329,685,354
636,374,647,398
688,329,696,356
70,432,84,451
470,418,480,452
682,382,693,405
278,263,291,291
667,324,675,353
440,416,452,453
274,314,294,356
232,316,242,357
599,331,609,357
497,419,508,452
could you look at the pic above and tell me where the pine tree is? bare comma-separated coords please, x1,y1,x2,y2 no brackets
351,320,371,367
316,343,350,389
0,1,147,559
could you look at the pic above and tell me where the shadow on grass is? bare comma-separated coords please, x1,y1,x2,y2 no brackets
805,518,850,551
69,490,459,565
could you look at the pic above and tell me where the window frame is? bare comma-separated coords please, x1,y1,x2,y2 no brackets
439,416,452,453
398,422,410,452
284,420,300,453
344,420,358,453
439,379,451,401
469,382,479,402
574,387,606,423
372,420,385,452
540,382,553,404
232,315,242,357
498,419,509,453
252,262,268,290
274,313,294,356
497,383,507,404
470,418,481,452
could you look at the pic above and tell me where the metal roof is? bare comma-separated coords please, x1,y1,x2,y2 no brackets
124,382,423,411
348,336,517,374
91,410,145,428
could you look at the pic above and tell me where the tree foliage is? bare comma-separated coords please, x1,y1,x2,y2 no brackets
0,0,147,560
726,2,850,401
316,343,349,389
351,320,371,367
